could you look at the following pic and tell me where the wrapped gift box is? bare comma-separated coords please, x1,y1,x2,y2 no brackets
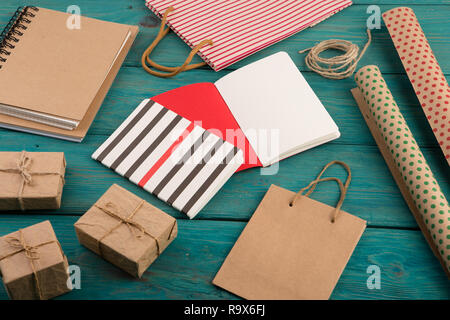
0,151,66,211
0,220,71,300
74,184,177,278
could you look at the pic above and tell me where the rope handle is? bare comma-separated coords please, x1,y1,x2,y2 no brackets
141,6,213,78
305,160,351,197
290,160,352,222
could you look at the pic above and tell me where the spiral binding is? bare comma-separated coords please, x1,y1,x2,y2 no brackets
0,6,39,69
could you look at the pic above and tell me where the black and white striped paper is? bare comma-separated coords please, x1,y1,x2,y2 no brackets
92,99,244,218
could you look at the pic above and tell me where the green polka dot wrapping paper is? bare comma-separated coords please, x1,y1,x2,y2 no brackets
352,65,450,277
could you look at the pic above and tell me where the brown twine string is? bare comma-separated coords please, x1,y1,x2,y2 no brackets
141,6,213,77
298,29,372,79
83,201,161,257
290,160,352,223
305,160,352,196
0,230,56,300
0,151,65,211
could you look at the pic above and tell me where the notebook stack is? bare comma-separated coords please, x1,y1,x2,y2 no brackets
0,7,138,141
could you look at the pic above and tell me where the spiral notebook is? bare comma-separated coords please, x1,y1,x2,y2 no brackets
0,6,138,141
145,0,353,71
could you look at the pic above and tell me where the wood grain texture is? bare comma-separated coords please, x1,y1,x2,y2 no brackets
0,67,444,148
121,5,450,72
0,0,449,299
0,130,448,228
28,67,449,149
1,2,449,72
0,215,448,300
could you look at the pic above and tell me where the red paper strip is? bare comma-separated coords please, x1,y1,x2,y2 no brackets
138,122,195,187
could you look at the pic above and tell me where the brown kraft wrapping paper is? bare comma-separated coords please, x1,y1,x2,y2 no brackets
0,220,71,300
352,65,450,276
74,184,178,278
383,7,450,165
0,151,66,211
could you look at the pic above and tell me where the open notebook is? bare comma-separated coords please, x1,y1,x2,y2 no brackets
93,52,339,218
149,51,339,170
0,7,138,141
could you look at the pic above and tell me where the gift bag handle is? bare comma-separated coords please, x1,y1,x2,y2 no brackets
141,6,213,78
290,161,352,223
306,160,351,195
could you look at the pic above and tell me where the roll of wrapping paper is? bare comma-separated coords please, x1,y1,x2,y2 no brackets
382,7,450,166
352,65,450,276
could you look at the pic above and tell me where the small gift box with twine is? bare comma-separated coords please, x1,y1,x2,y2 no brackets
0,151,66,211
74,184,178,278
0,220,71,300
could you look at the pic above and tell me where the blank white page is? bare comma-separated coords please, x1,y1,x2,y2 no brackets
215,52,340,167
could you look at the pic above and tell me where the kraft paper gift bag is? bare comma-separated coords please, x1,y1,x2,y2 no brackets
213,161,366,300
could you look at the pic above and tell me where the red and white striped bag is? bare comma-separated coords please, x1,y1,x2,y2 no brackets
143,0,352,75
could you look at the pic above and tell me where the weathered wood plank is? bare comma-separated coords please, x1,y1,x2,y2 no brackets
1,2,449,73
0,67,442,147
0,0,449,301
129,4,450,73
0,215,448,300
0,130,448,228
91,68,446,148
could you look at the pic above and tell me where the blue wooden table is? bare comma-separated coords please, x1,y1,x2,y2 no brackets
1,0,449,300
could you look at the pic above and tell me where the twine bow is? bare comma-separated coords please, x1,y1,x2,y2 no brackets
0,230,56,300
92,201,161,256
16,152,32,185
0,151,65,211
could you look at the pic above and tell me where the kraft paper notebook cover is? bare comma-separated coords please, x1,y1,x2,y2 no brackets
145,0,353,71
0,6,139,142
93,52,339,218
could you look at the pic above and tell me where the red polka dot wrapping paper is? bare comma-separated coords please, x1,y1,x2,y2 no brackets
383,7,450,166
